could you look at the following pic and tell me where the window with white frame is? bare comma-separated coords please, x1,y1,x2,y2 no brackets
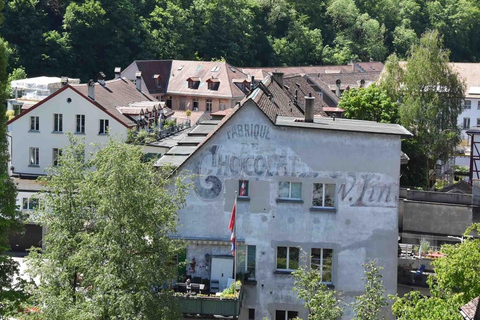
477,118,480,127
206,99,212,112
464,117,471,129
29,147,39,166
311,248,333,283
312,183,335,208
238,180,249,197
99,119,109,134
278,182,302,200
52,148,62,166
30,116,39,131
76,114,85,133
275,310,298,320
22,197,38,210
466,100,472,109
53,114,63,132
276,246,299,271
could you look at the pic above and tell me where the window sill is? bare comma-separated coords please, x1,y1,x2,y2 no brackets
28,164,40,167
274,270,294,275
28,130,40,133
276,198,303,204
237,196,250,202
51,131,63,134
310,207,336,213
243,280,257,286
98,133,109,136
74,132,86,135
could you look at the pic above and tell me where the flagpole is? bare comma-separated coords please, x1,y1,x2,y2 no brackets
234,191,237,282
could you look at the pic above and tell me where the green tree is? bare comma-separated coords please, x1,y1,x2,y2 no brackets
339,84,398,123
5,66,26,98
353,260,388,320
391,224,480,320
381,30,465,188
292,266,343,320
19,137,189,319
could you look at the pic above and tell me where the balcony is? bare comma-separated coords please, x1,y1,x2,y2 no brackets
176,285,243,318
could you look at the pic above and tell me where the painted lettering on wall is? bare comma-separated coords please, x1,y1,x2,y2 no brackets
227,124,271,140
193,145,397,208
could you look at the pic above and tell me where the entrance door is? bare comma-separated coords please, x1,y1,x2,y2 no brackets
210,256,234,291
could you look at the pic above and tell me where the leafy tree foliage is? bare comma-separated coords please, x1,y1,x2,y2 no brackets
353,261,388,320
339,84,398,123
381,30,464,188
1,0,480,79
391,224,480,320
0,3,26,313
17,138,189,319
292,266,343,320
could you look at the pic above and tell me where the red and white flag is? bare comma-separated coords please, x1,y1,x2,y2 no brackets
240,180,247,196
229,201,236,256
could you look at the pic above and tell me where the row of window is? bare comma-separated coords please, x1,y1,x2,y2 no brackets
238,245,333,284
29,147,65,166
29,115,109,134
248,309,298,320
462,117,480,129
464,100,480,110
22,197,38,210
239,180,336,209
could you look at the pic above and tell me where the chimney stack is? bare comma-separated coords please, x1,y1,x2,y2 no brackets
61,77,68,86
87,79,95,100
272,72,284,88
305,93,314,123
250,76,255,91
135,71,142,91
336,79,341,98
114,67,121,79
360,79,365,88
98,72,106,86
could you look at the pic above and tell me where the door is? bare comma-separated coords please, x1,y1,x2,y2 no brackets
210,256,234,291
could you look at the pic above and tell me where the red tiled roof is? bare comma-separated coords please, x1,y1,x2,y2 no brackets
283,74,327,116
71,78,157,127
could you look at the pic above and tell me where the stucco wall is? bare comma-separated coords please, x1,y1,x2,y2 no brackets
8,88,127,176
174,101,401,319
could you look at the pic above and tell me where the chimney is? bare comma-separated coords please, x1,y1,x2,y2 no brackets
305,93,314,123
350,60,356,72
250,76,255,91
272,72,284,88
360,79,365,88
87,79,95,100
61,77,68,86
98,72,106,86
114,67,121,79
135,71,142,91
336,79,341,98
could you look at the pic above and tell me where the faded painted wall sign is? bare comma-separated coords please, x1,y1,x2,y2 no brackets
227,124,271,140
193,145,397,208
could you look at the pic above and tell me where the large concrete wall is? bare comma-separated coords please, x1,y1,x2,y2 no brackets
175,101,402,319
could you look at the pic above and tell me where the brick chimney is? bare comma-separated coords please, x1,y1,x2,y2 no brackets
305,94,314,123
272,72,284,88
336,79,341,98
135,71,142,91
87,79,95,100
114,67,121,79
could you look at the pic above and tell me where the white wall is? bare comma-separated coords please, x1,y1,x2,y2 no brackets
176,102,402,319
8,87,128,176
459,98,480,140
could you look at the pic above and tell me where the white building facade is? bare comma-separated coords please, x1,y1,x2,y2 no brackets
7,86,128,176
170,79,410,319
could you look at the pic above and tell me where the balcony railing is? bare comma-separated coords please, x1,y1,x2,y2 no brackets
177,285,243,318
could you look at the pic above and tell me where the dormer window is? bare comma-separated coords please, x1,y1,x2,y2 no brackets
233,79,250,93
207,78,220,91
153,74,161,88
187,77,200,89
